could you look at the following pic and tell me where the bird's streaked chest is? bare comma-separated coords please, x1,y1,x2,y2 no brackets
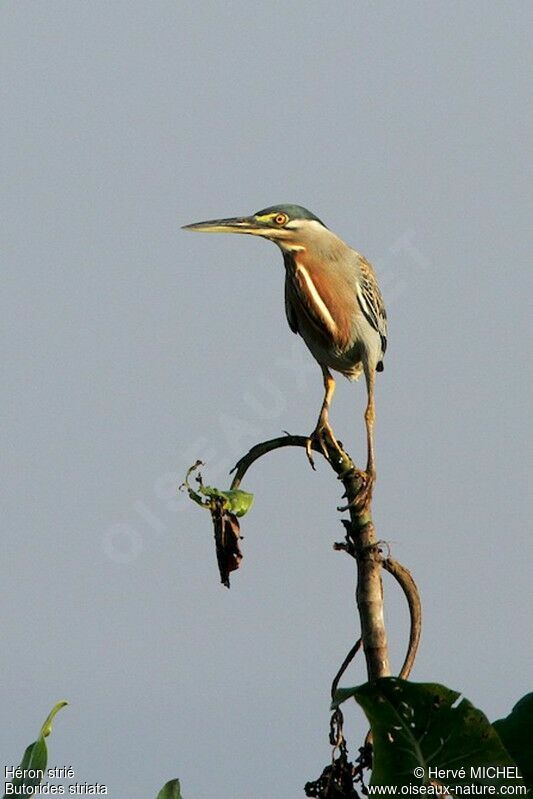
284,250,359,352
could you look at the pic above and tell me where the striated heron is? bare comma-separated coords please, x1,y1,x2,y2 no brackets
183,204,387,506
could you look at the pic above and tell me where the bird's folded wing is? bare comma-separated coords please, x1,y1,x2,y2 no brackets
355,256,388,354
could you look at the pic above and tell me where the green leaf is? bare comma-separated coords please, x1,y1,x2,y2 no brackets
3,701,68,798
9,738,47,786
189,485,254,517
208,487,254,517
39,699,69,738
493,693,533,790
333,678,525,794
181,461,254,517
157,778,183,798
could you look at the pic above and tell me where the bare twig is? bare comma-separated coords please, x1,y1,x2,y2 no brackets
382,558,422,680
331,639,362,701
230,434,321,489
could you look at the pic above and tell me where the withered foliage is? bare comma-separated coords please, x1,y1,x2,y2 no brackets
211,497,243,588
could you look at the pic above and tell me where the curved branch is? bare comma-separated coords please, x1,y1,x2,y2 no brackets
230,433,366,525
230,435,322,490
330,638,362,701
382,558,422,680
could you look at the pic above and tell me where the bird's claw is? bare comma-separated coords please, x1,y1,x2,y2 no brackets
305,423,337,470
305,437,317,470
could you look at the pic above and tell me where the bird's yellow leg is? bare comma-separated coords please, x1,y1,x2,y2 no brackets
352,370,377,509
338,368,377,511
365,369,376,478
306,367,343,469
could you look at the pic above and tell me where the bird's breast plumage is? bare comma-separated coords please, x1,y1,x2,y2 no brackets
283,246,387,376
284,251,356,349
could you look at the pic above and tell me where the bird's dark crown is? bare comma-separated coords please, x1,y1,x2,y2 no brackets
254,204,326,226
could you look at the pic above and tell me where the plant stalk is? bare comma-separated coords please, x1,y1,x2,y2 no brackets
231,433,391,681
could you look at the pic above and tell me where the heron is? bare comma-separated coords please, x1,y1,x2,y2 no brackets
183,204,387,507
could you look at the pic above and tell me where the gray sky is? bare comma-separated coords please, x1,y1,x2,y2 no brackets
1,2,531,797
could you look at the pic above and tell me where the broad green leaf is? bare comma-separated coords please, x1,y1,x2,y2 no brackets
181,462,254,517
205,487,254,517
157,778,183,798
188,485,254,517
2,701,67,798
493,693,533,790
9,738,47,787
334,678,524,794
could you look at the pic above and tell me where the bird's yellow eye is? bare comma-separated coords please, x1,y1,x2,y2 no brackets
274,213,288,226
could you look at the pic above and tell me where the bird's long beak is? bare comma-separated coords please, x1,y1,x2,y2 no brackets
182,216,273,237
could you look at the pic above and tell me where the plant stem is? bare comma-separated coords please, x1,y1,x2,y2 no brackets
231,432,391,681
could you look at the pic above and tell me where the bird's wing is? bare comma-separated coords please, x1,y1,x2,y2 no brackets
355,255,388,355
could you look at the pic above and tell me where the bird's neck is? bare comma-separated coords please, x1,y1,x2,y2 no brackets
280,232,350,268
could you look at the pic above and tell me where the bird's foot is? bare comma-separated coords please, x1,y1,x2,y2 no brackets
305,421,341,470
338,469,375,513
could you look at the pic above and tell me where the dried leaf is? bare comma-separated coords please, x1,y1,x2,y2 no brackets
211,500,243,588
